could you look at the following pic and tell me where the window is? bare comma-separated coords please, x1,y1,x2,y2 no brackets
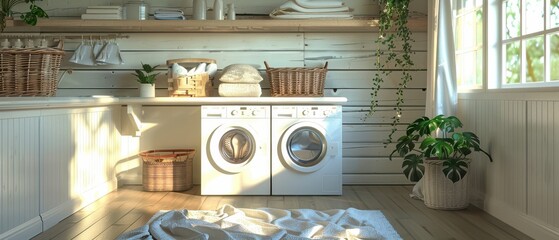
502,0,559,87
452,0,559,90
453,0,484,90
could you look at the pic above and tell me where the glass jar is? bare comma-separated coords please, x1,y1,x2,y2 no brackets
125,0,148,20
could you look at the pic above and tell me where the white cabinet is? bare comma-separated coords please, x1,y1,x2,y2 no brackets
0,106,121,239
0,111,42,240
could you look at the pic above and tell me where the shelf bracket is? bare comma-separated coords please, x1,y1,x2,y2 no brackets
127,104,142,137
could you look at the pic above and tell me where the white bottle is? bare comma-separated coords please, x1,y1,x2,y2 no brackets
193,0,206,20
213,0,224,20
227,3,235,20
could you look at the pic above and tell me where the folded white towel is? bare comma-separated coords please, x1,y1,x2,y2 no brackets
219,83,262,97
295,0,345,9
155,8,184,14
279,0,350,13
270,9,353,19
154,14,185,20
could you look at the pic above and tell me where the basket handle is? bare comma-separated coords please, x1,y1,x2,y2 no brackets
323,62,328,69
167,58,216,66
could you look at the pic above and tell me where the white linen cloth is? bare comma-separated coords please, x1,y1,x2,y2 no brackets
117,204,401,240
219,83,262,97
270,0,352,19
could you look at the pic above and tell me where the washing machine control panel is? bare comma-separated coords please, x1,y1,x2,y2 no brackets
298,106,341,118
202,106,268,119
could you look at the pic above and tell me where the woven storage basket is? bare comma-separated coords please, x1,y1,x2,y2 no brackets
264,61,327,97
140,149,196,192
167,58,216,97
0,41,64,97
422,159,470,210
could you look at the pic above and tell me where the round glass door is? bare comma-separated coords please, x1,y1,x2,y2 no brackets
219,129,254,164
279,122,329,173
287,127,326,167
209,124,257,174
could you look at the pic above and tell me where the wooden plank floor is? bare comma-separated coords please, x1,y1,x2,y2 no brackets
32,185,532,240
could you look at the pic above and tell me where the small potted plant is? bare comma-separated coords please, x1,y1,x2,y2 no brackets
132,63,159,97
1,0,48,32
390,115,493,210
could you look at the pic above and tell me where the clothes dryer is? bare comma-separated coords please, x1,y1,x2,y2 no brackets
271,105,342,195
201,105,270,195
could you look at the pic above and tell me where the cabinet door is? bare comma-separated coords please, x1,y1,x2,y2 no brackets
0,112,42,240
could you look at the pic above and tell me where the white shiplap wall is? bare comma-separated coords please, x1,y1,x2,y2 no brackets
458,95,559,239
6,1,428,185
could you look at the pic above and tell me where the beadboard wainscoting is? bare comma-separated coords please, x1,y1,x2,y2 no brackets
0,106,139,240
458,93,559,239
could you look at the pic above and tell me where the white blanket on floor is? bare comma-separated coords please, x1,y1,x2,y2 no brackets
117,204,401,240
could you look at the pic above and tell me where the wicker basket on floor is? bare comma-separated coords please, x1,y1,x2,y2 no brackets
264,61,327,97
0,41,65,97
140,149,196,192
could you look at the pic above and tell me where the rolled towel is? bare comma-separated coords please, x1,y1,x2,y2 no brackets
219,83,262,97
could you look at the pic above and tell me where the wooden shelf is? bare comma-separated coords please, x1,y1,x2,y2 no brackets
4,17,427,33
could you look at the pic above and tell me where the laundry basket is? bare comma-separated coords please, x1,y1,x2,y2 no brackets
0,40,65,97
264,61,327,97
140,149,196,191
167,58,216,97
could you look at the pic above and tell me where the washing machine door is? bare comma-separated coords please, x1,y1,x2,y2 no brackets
209,124,257,174
280,122,328,173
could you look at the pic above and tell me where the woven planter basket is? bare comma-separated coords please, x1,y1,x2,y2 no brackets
140,149,195,192
422,159,470,210
0,41,65,97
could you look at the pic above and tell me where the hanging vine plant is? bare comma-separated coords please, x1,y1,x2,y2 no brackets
368,0,415,144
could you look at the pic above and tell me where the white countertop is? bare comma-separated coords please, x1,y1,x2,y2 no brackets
0,97,348,111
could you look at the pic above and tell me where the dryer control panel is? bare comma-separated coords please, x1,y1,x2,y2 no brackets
297,106,341,119
202,106,269,119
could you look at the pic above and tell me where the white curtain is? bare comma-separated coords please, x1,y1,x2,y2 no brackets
426,0,457,118
412,0,458,199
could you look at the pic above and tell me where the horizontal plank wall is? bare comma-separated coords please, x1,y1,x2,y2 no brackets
5,1,428,185
458,95,559,239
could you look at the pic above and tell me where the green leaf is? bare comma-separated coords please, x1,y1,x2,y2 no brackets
442,159,469,183
402,154,424,182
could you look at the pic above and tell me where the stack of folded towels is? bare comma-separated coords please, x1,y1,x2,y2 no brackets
154,8,185,20
270,0,352,19
82,6,124,20
218,64,263,97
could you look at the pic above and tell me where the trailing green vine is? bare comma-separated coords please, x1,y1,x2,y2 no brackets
368,0,415,144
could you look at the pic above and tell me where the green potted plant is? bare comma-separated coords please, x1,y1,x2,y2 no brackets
368,0,415,143
1,0,48,32
390,115,493,209
132,63,159,97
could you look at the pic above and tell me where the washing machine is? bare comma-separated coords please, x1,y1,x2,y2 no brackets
271,105,342,195
201,105,270,195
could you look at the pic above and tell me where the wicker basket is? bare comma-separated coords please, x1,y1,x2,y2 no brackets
0,41,65,97
422,159,470,210
140,149,196,192
264,61,327,97
167,58,216,97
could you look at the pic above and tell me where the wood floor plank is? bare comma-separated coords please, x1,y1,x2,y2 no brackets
30,185,533,240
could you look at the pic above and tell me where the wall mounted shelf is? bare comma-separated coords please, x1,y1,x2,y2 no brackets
3,17,428,33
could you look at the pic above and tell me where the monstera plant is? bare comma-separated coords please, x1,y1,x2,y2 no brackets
0,0,48,31
389,115,493,183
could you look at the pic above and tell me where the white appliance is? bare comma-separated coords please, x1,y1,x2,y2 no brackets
271,105,342,195
201,105,270,195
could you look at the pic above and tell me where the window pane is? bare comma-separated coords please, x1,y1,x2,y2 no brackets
551,33,559,81
476,9,483,46
476,49,483,86
505,41,521,84
457,51,477,88
551,0,559,28
456,0,476,14
524,0,544,34
505,0,521,39
456,13,477,50
525,36,545,82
